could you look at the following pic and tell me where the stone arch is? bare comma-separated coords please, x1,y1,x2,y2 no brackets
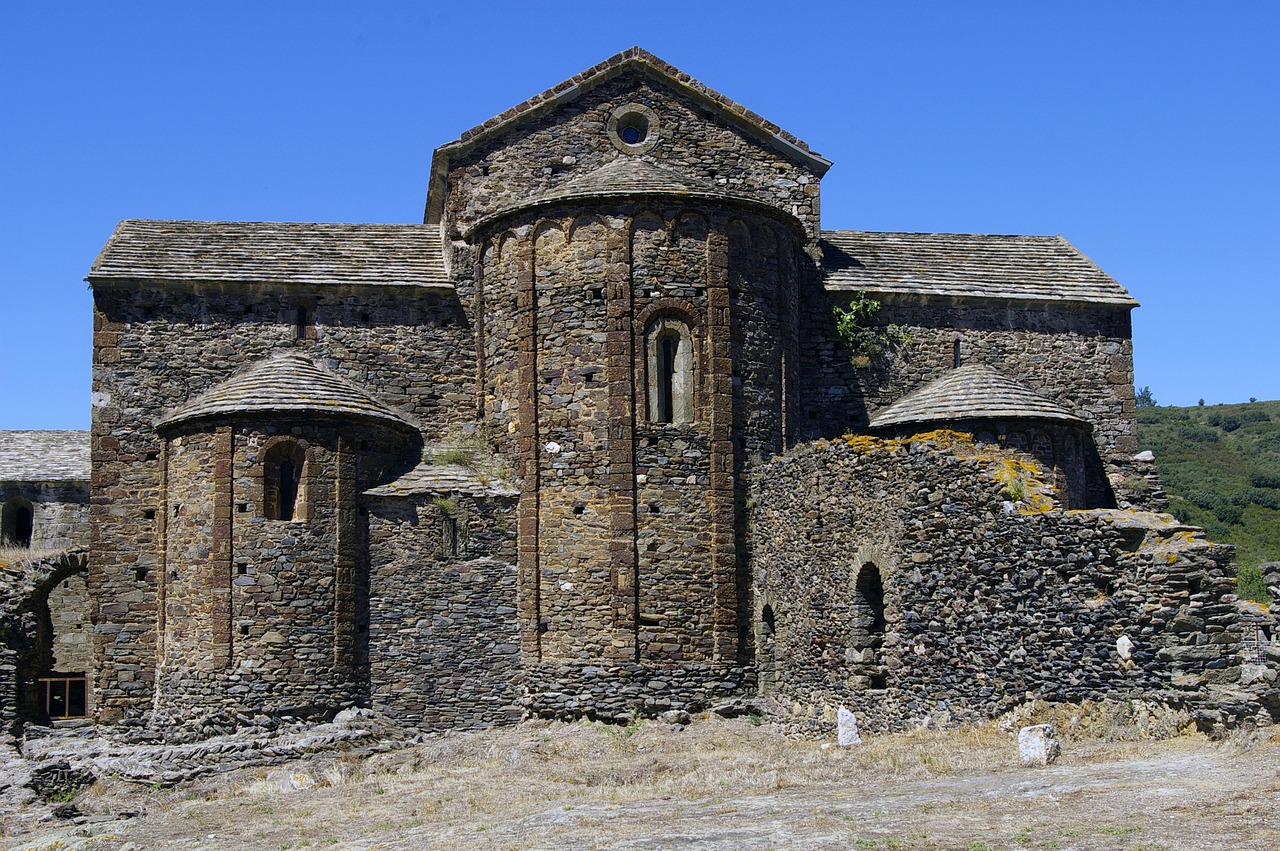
850,545,893,690
757,597,779,693
672,212,709,287
1,496,34,548
568,213,608,243
0,550,90,731
261,437,312,521
727,219,752,296
635,299,702,426
646,317,695,424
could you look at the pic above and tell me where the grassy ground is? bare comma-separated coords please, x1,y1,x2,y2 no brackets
9,709,1279,850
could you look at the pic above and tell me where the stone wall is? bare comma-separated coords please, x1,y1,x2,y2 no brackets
0,551,89,732
798,293,1137,456
442,71,824,242
153,418,418,724
90,282,466,719
0,483,88,550
750,432,1278,733
366,490,522,729
48,573,92,675
474,201,800,674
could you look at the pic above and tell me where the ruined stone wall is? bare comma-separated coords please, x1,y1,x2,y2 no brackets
751,433,1276,733
91,283,468,719
442,72,823,241
0,483,88,550
798,293,1137,455
48,573,92,675
0,551,89,732
366,491,522,728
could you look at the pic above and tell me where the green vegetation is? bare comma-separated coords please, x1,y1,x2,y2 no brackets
1137,398,1280,602
832,293,911,367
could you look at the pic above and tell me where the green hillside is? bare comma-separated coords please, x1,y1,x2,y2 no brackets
1136,398,1280,602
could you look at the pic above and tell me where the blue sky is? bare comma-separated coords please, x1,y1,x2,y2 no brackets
2,1,1277,428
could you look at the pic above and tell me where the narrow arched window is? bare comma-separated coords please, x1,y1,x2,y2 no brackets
263,441,307,521
855,563,886,649
646,317,694,424
2,497,34,547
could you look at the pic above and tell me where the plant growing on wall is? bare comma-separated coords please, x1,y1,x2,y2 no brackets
831,292,910,368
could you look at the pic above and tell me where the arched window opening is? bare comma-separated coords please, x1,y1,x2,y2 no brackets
854,563,886,649
2,498,34,547
646,317,694,424
263,441,308,521
759,604,778,692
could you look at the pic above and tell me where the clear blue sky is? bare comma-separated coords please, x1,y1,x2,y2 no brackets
2,1,1277,428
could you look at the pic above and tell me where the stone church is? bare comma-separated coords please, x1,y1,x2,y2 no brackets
3,48,1274,736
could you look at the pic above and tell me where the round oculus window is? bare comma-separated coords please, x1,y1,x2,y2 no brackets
609,103,659,154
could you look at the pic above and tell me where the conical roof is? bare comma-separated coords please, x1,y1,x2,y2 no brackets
470,157,772,234
867,362,1082,430
157,350,417,431
546,157,698,199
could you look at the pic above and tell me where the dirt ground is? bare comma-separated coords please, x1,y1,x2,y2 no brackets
6,712,1280,851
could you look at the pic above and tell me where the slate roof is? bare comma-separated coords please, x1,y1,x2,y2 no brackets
89,220,451,289
821,231,1137,306
472,158,765,232
0,431,90,483
364,462,518,499
157,351,417,431
867,363,1083,430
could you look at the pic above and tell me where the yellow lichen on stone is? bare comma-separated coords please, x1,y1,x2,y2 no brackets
989,456,1056,514
837,428,974,455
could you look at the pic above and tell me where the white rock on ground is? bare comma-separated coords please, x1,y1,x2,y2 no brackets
1018,724,1061,766
837,707,862,747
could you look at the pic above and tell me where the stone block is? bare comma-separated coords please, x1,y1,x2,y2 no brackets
1018,724,1060,766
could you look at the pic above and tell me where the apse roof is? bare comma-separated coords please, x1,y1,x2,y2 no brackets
471,157,774,232
821,231,1137,306
156,350,417,431
90,220,451,290
364,462,519,499
867,362,1083,430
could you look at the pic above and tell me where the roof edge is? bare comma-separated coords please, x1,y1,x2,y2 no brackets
425,47,832,224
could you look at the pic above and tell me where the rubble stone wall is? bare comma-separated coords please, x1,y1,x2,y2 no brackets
366,491,522,729
751,433,1277,733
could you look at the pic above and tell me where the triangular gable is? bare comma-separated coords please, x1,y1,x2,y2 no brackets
425,47,831,222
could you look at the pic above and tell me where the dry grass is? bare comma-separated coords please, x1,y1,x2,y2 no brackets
0,544,67,568
25,708,1279,850
209,715,1016,836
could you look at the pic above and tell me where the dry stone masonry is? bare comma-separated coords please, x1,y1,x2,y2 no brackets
1,47,1274,740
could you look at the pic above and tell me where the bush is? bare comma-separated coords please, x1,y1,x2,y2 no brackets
1185,489,1225,513
1237,563,1272,604
1247,489,1280,510
1207,411,1242,432
1249,469,1280,490
1173,422,1219,443
1215,503,1243,526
